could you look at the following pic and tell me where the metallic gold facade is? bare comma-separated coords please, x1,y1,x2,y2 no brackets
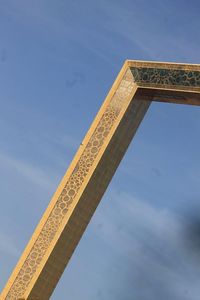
1,61,200,300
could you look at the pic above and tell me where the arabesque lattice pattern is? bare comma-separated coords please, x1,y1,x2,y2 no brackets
5,69,136,299
4,60,199,300
131,66,200,87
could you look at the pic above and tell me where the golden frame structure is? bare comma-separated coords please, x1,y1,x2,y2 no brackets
1,60,200,300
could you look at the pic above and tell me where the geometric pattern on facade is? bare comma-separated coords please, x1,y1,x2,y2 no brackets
1,60,200,300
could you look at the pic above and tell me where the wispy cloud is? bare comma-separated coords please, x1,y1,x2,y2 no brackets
0,230,20,258
0,1,119,66
0,151,55,190
92,190,200,299
65,71,85,88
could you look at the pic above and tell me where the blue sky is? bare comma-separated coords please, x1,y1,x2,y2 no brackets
0,0,200,299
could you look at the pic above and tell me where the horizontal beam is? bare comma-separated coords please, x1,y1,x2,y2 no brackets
136,87,200,106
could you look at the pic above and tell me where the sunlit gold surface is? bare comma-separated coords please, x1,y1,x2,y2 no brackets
1,60,200,300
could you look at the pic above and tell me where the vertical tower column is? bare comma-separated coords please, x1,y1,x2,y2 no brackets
1,65,150,300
